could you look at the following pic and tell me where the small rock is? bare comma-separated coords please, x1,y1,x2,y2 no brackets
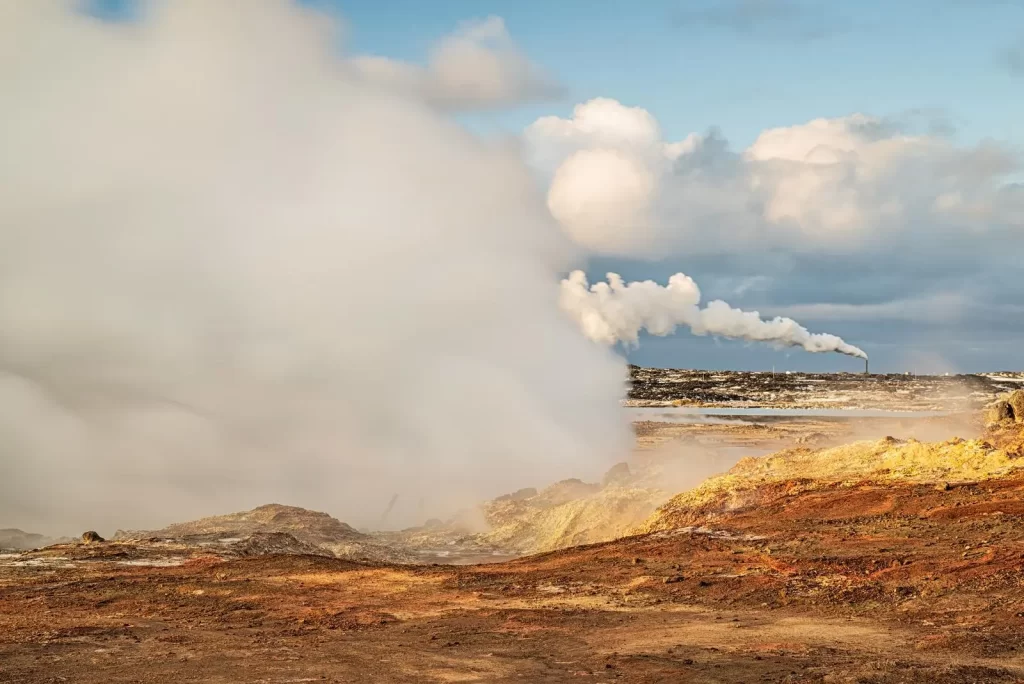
81,531,105,544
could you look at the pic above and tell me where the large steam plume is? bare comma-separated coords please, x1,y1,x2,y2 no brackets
0,1,630,535
561,271,868,359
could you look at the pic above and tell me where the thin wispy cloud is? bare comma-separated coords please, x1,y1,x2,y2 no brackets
999,38,1024,77
673,0,846,41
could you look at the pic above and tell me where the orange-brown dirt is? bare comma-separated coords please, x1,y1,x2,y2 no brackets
4,412,1024,682
5,473,1024,680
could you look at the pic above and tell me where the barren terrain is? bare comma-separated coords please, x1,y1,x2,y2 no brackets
3,377,1024,682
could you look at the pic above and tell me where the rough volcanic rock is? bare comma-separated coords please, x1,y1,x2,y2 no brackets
481,485,663,553
1007,390,1024,423
81,531,105,544
112,504,422,564
226,532,332,558
987,399,1015,424
115,504,366,547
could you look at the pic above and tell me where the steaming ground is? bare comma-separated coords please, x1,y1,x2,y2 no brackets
0,1,885,540
1,1,1012,546
0,1,631,536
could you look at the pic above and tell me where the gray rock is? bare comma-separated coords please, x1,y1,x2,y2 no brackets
81,531,105,544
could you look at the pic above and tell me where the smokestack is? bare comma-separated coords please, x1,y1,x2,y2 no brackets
864,358,869,375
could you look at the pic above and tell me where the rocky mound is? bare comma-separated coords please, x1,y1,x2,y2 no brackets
0,529,58,551
115,503,366,547
480,483,663,552
390,474,668,556
113,504,418,564
640,420,1024,534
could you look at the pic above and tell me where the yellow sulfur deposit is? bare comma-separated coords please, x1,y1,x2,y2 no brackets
640,429,1023,534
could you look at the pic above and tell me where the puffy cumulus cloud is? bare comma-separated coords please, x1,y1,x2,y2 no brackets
527,98,1024,259
546,149,663,256
527,97,666,152
349,16,562,111
525,98,690,256
0,1,630,535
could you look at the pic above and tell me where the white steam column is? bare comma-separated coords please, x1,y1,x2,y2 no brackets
561,270,869,364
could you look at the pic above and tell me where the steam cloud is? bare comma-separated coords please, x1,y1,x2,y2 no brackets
0,1,630,535
561,271,868,359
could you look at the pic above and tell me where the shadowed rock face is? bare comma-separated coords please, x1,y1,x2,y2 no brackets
988,400,1015,424
987,390,1024,425
1008,390,1024,423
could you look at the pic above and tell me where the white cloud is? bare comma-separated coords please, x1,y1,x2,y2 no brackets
525,99,687,256
349,16,562,111
526,98,1024,258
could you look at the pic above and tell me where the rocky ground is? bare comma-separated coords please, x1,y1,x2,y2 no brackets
3,412,1024,682
627,367,1024,410
3,385,1023,682
381,409,988,561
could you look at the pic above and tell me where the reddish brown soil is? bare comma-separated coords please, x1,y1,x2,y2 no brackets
4,471,1024,683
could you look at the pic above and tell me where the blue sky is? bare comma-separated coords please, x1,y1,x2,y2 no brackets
337,0,1024,149
331,0,1024,373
